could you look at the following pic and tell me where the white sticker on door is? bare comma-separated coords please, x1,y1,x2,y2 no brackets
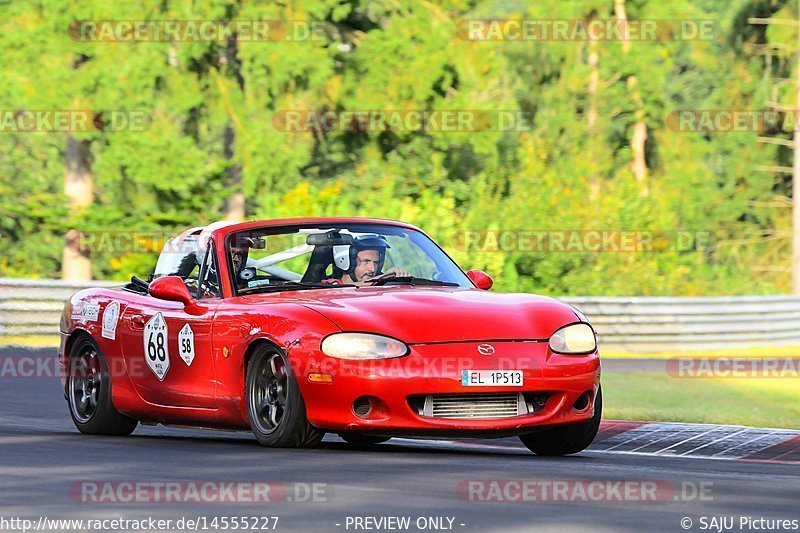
72,303,100,321
101,301,121,340
144,312,170,381
178,323,195,366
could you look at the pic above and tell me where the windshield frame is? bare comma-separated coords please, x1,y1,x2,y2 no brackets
222,222,473,297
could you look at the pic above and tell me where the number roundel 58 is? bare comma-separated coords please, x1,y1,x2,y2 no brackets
178,323,195,366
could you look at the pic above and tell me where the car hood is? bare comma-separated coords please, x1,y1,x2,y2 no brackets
258,287,581,344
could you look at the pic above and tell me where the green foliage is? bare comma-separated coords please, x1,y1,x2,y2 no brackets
0,0,793,294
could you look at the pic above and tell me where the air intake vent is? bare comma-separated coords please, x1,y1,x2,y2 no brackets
419,393,526,419
353,397,372,417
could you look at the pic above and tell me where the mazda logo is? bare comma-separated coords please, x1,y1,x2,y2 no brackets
477,344,495,356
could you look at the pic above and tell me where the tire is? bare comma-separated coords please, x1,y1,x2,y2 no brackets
66,335,138,436
245,344,324,448
519,386,602,456
338,432,391,446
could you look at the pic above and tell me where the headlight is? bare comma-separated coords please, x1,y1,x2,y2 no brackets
549,323,596,354
321,333,409,360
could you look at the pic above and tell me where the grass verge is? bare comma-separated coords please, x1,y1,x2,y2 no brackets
603,372,800,429
602,346,800,359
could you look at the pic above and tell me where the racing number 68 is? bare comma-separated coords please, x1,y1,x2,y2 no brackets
147,331,167,362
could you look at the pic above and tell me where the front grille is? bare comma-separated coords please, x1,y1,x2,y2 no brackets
419,393,527,419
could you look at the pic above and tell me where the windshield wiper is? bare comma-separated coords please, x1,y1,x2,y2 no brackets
367,276,459,287
238,281,355,294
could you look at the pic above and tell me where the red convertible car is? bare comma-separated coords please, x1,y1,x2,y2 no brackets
59,218,601,455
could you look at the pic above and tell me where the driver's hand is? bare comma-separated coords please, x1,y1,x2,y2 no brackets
383,267,411,278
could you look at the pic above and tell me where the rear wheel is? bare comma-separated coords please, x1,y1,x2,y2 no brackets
67,336,137,436
519,386,602,456
338,432,391,446
245,344,323,448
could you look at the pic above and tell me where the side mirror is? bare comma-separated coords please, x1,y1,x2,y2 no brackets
467,269,493,290
149,276,196,305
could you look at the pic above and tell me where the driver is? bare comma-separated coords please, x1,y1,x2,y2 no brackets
230,236,253,290
334,235,410,285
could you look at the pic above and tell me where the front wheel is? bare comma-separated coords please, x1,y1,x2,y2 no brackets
245,344,323,448
67,336,137,436
519,386,602,456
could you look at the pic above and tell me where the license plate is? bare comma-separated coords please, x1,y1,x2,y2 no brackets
461,370,524,387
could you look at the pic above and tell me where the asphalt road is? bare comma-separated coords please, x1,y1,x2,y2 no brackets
0,348,798,533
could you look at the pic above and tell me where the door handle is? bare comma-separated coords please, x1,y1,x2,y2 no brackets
129,314,145,329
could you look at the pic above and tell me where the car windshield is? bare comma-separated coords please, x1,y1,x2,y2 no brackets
226,224,471,294
153,233,202,279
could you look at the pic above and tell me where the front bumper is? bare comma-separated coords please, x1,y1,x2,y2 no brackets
296,340,600,436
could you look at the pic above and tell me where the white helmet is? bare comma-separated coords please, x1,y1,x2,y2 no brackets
332,234,390,274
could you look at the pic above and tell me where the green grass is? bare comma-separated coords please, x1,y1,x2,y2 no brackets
604,372,800,429
602,346,800,359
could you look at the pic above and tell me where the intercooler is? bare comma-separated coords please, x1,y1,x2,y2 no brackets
419,393,527,419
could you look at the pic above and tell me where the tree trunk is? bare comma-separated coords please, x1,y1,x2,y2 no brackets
222,34,245,222
223,124,245,222
629,78,649,196
587,17,600,199
62,135,92,280
615,0,649,197
793,0,800,294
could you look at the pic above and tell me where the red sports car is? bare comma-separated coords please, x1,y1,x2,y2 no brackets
59,218,601,455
